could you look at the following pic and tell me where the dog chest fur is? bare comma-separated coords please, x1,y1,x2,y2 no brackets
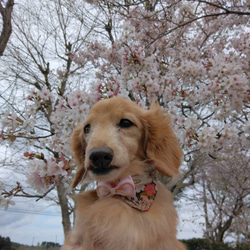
63,183,185,250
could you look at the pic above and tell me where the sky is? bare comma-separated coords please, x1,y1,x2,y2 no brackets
0,194,203,246
0,198,65,246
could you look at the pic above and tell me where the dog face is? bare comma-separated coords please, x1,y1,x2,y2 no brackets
71,97,183,188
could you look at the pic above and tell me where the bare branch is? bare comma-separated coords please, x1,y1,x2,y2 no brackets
2,181,56,202
148,1,250,47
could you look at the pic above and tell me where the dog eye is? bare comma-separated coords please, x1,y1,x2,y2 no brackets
118,119,135,128
84,124,91,134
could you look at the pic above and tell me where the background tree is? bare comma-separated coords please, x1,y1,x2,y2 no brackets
0,0,250,243
192,150,250,242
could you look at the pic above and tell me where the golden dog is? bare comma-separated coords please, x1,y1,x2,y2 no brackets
62,97,186,250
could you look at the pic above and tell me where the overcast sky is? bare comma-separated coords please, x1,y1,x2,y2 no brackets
0,196,203,246
0,198,64,246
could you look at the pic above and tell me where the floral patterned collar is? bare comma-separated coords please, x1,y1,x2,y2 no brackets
96,167,158,212
123,167,158,212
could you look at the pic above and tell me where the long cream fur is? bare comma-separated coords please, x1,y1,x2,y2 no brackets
62,97,186,250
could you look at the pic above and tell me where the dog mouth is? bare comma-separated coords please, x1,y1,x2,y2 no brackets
88,165,118,176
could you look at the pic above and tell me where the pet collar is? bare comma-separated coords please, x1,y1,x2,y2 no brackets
96,168,158,212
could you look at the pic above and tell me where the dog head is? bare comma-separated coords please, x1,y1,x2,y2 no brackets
71,97,183,188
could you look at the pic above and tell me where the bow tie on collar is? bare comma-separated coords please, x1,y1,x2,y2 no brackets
96,168,158,212
97,175,136,198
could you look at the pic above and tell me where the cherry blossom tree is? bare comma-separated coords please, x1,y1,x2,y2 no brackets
0,0,250,241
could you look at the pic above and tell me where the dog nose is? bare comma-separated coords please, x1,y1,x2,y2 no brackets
89,147,114,168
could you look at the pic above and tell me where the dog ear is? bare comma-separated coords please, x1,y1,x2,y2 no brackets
71,125,86,188
143,102,183,177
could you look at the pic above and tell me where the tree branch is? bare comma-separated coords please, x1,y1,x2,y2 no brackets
148,2,250,48
2,181,56,202
198,0,250,15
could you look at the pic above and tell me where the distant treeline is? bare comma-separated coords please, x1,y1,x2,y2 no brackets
0,235,14,250
182,238,250,250
0,236,61,249
3,235,250,250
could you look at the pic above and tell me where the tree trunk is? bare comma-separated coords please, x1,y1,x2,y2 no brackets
0,0,14,56
57,182,71,237
214,216,234,243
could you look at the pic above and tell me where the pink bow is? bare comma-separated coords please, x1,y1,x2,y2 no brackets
97,175,136,198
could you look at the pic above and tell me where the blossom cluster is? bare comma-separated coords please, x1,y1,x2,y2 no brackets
23,88,100,192
1,86,94,194
24,152,73,193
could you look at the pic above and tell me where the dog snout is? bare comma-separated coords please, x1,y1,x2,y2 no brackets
89,147,114,169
